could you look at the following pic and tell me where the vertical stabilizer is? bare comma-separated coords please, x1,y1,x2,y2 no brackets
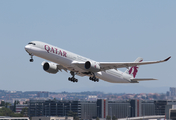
125,57,143,78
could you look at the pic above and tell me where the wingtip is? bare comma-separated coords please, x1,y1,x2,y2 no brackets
164,56,171,61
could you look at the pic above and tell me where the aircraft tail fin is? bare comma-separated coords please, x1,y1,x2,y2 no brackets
125,57,143,78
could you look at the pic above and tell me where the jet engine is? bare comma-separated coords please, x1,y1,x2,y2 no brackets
85,61,100,72
42,62,58,74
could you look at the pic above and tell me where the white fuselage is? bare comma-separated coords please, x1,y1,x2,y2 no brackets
25,41,133,83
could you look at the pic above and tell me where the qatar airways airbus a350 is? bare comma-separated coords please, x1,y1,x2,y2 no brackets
25,41,171,83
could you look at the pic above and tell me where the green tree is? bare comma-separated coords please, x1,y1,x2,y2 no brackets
20,107,28,116
23,101,29,104
13,113,23,117
112,115,117,120
106,116,111,120
13,101,16,112
0,101,11,108
16,100,20,104
5,102,11,108
74,116,79,120
0,107,13,116
0,101,5,106
0,107,22,117
67,111,78,120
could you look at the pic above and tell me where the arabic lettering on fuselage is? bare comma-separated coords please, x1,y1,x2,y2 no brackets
44,45,67,57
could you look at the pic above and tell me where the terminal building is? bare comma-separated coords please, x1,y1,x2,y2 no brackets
28,99,176,119
37,91,49,98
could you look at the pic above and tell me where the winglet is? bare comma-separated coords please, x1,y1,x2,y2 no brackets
164,56,171,61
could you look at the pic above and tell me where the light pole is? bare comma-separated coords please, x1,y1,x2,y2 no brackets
65,106,67,116
45,105,46,116
70,103,71,111
56,103,57,116
127,106,131,120
131,107,133,118
63,103,64,116
85,111,86,120
97,106,99,118
143,104,145,120
110,107,112,120
129,106,131,120
159,106,162,115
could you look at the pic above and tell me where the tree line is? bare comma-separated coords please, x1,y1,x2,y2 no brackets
0,101,28,117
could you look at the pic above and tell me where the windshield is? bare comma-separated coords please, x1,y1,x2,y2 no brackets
28,42,36,45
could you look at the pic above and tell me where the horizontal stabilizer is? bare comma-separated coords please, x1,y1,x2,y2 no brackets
131,78,157,83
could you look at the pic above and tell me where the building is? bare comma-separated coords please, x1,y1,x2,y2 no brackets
29,99,155,119
154,100,167,115
165,104,176,120
170,87,176,96
81,101,97,119
37,91,49,98
97,99,108,119
141,100,155,116
166,91,171,97
32,116,73,120
0,116,29,120
108,100,130,118
16,104,28,113
29,99,176,119
29,100,81,117
130,99,141,117
29,99,107,119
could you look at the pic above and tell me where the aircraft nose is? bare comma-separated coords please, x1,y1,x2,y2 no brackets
25,45,31,52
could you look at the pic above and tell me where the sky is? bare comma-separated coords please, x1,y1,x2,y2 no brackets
0,0,175,93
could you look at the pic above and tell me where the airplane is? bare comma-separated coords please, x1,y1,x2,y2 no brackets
25,41,171,83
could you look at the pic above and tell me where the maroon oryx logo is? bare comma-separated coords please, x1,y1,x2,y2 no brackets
128,60,143,78
128,66,139,78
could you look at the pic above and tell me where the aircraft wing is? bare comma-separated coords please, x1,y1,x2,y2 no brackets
99,56,171,71
57,65,68,72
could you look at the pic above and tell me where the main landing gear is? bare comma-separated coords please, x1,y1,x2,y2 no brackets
89,76,99,82
68,71,78,82
29,54,34,62
89,73,99,82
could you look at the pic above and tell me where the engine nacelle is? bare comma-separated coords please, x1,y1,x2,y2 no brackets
85,61,100,72
42,62,58,74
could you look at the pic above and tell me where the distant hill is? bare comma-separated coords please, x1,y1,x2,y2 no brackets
54,85,169,94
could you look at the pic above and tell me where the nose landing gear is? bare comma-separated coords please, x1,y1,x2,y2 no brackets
29,54,34,62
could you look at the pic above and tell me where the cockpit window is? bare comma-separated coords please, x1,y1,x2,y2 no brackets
28,42,36,45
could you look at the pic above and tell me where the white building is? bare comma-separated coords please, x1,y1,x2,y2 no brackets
32,116,74,120
0,116,29,120
16,104,28,113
